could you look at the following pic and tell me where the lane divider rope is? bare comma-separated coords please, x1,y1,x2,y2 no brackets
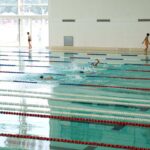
0,107,150,123
87,75,150,80
0,92,150,109
0,133,150,150
60,83,150,91
0,88,149,104
0,101,149,119
1,111,150,128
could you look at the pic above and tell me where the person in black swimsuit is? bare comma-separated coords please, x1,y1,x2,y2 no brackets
27,32,32,49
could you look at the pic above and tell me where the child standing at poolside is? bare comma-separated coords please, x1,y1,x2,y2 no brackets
142,33,150,55
27,32,32,49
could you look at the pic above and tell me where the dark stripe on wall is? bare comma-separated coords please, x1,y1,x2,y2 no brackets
138,19,150,22
70,57,90,59
121,54,138,56
64,52,78,55
106,58,124,60
62,19,75,22
97,19,110,22
87,53,107,56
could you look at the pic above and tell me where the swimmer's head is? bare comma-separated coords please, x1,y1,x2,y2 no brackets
147,33,149,36
40,75,44,79
79,71,84,73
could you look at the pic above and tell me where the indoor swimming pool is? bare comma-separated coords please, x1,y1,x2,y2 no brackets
0,48,150,150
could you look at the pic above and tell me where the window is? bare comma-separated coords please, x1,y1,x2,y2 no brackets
23,0,48,4
0,0,17,4
22,6,48,15
0,0,48,16
0,0,48,47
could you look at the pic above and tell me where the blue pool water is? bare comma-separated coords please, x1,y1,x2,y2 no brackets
0,48,150,150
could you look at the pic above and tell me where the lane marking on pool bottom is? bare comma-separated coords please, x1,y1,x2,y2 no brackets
60,83,150,92
0,134,150,150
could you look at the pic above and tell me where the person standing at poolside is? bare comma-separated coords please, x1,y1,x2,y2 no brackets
27,32,32,49
142,33,150,55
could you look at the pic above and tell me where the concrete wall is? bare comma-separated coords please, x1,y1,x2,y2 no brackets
49,0,150,49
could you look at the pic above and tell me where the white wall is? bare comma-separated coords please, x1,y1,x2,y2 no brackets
49,0,150,48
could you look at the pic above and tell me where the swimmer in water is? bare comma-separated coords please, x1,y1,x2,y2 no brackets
40,75,53,80
79,59,100,74
91,59,100,67
79,71,84,73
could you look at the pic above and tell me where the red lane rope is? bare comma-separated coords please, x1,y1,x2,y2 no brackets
88,75,150,80
0,133,149,150
88,85,150,91
127,69,150,72
1,111,150,128
144,64,150,66
61,83,150,91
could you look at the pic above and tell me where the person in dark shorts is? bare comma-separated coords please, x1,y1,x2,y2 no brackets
27,32,32,49
142,33,150,55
